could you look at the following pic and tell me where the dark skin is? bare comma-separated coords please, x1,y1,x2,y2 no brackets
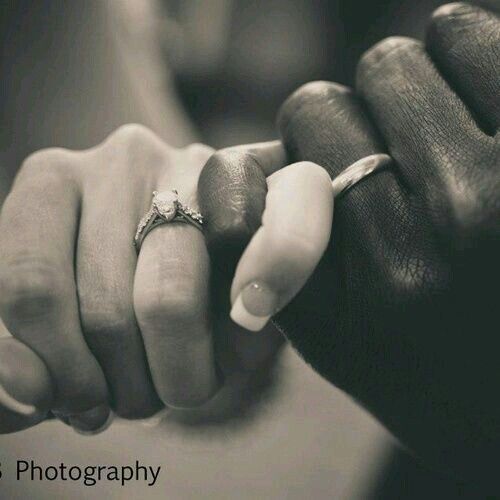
199,1,500,488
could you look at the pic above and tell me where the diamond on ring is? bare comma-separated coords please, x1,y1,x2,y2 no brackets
152,190,179,221
134,190,204,252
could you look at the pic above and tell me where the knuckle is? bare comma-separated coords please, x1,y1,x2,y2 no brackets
357,37,422,81
21,147,72,169
103,124,169,173
80,300,136,340
435,143,499,247
287,81,351,105
387,255,446,306
16,148,76,185
290,161,332,183
268,228,319,269
449,180,499,243
106,124,164,155
48,353,108,414
284,232,320,263
79,301,161,420
431,2,478,26
57,373,108,415
0,258,66,320
134,283,204,333
278,80,352,128
185,142,215,161
111,123,156,144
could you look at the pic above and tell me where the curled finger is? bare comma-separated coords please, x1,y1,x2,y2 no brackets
230,162,333,331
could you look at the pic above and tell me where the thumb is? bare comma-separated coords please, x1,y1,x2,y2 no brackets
0,329,53,433
229,162,333,332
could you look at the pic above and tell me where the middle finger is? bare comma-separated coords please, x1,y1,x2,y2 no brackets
77,127,165,418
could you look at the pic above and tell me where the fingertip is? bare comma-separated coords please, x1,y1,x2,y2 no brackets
427,3,482,44
278,81,353,140
0,383,37,416
278,81,352,123
278,81,383,179
198,148,267,269
0,338,53,414
69,406,114,436
356,37,423,92
0,338,53,433
289,161,334,187
431,2,472,19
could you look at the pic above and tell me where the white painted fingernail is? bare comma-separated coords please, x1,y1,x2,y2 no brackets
230,282,278,332
0,381,37,416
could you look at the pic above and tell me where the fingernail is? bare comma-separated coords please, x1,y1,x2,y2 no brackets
230,282,279,332
69,405,114,436
0,380,37,416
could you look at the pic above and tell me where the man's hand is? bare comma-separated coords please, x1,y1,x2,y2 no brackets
200,2,499,485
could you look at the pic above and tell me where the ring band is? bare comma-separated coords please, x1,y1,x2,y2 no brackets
331,154,392,197
134,190,203,252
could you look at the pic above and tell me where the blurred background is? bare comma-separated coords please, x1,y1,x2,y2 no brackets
1,1,473,499
145,0,445,146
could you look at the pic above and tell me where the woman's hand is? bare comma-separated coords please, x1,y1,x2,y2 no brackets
199,2,500,485
0,125,282,435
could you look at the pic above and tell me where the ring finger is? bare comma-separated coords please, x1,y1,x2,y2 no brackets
133,152,219,409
